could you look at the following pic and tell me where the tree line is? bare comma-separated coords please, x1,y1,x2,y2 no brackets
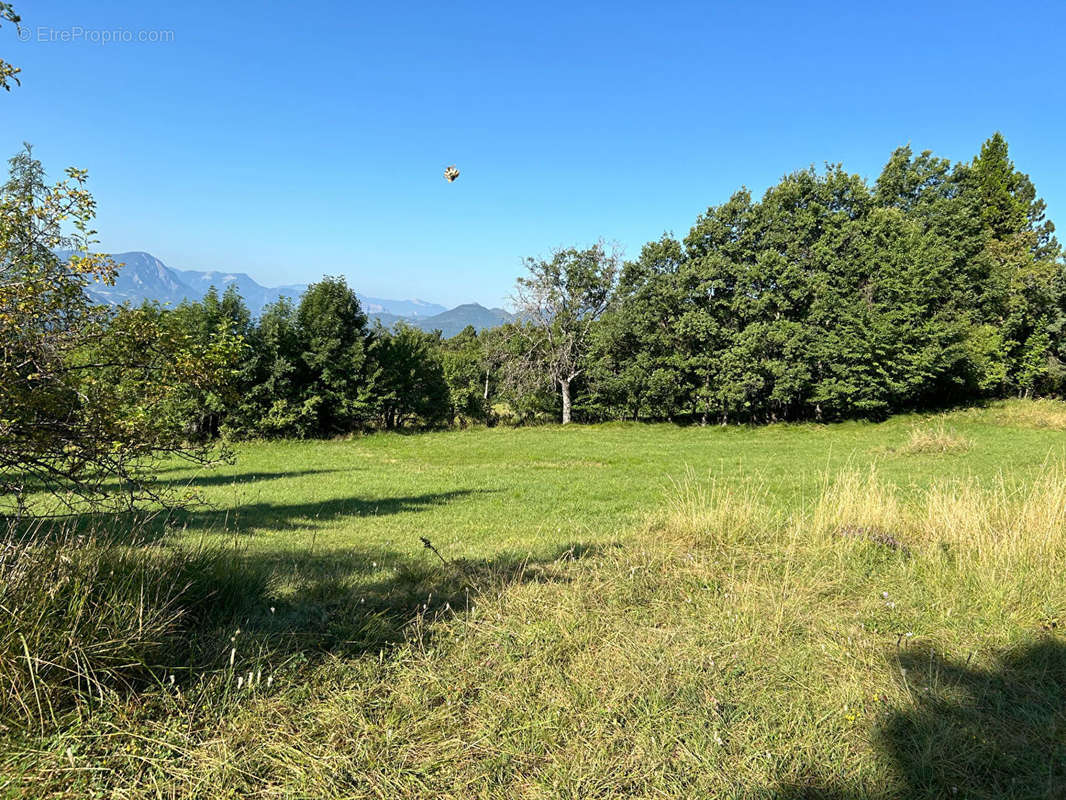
162,132,1065,433
159,278,498,438
578,133,1064,424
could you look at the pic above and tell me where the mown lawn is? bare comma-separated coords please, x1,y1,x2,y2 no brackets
6,401,1066,798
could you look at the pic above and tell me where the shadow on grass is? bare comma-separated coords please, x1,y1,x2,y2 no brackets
20,488,495,545
179,488,495,533
204,539,598,667
773,637,1066,799
148,468,345,490
139,536,609,700
1,486,585,724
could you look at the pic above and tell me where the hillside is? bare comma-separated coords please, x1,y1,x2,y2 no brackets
82,251,194,307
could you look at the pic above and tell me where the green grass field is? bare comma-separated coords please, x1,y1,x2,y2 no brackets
175,403,1065,559
6,401,1066,798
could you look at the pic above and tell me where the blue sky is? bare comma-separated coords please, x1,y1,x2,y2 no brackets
2,1,1064,308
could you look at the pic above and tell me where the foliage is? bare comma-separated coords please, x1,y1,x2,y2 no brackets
0,147,241,516
440,325,492,425
583,134,1065,423
0,3,21,92
24,133,1064,441
371,323,450,429
294,276,376,434
167,286,470,438
507,242,621,423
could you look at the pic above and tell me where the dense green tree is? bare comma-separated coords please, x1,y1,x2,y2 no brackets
233,297,307,436
372,324,450,429
295,276,375,435
167,285,254,438
962,134,1063,395
46,133,1060,444
441,325,491,425
586,134,1064,424
588,235,688,421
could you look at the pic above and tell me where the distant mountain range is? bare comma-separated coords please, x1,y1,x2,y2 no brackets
74,251,512,337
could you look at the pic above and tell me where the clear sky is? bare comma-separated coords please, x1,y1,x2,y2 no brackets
2,1,1064,308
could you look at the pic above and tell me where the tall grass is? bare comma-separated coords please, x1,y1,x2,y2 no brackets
0,520,261,734
992,397,1066,430
5,456,1066,796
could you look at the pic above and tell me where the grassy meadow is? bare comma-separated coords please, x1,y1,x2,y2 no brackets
5,400,1066,798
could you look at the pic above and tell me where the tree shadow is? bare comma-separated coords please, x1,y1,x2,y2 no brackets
147,468,345,490
156,537,607,686
14,488,493,545
239,542,588,649
0,468,347,519
3,485,581,725
772,636,1066,799
181,488,493,532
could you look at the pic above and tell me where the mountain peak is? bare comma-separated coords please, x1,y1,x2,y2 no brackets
411,303,513,338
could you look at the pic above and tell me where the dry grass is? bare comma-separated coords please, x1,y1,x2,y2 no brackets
961,397,1066,431
997,398,1066,430
893,420,972,455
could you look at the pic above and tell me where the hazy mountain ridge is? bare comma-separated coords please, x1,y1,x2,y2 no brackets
173,268,306,314
71,251,509,335
411,304,514,338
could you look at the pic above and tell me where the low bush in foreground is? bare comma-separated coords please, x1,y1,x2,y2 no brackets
4,462,1065,798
